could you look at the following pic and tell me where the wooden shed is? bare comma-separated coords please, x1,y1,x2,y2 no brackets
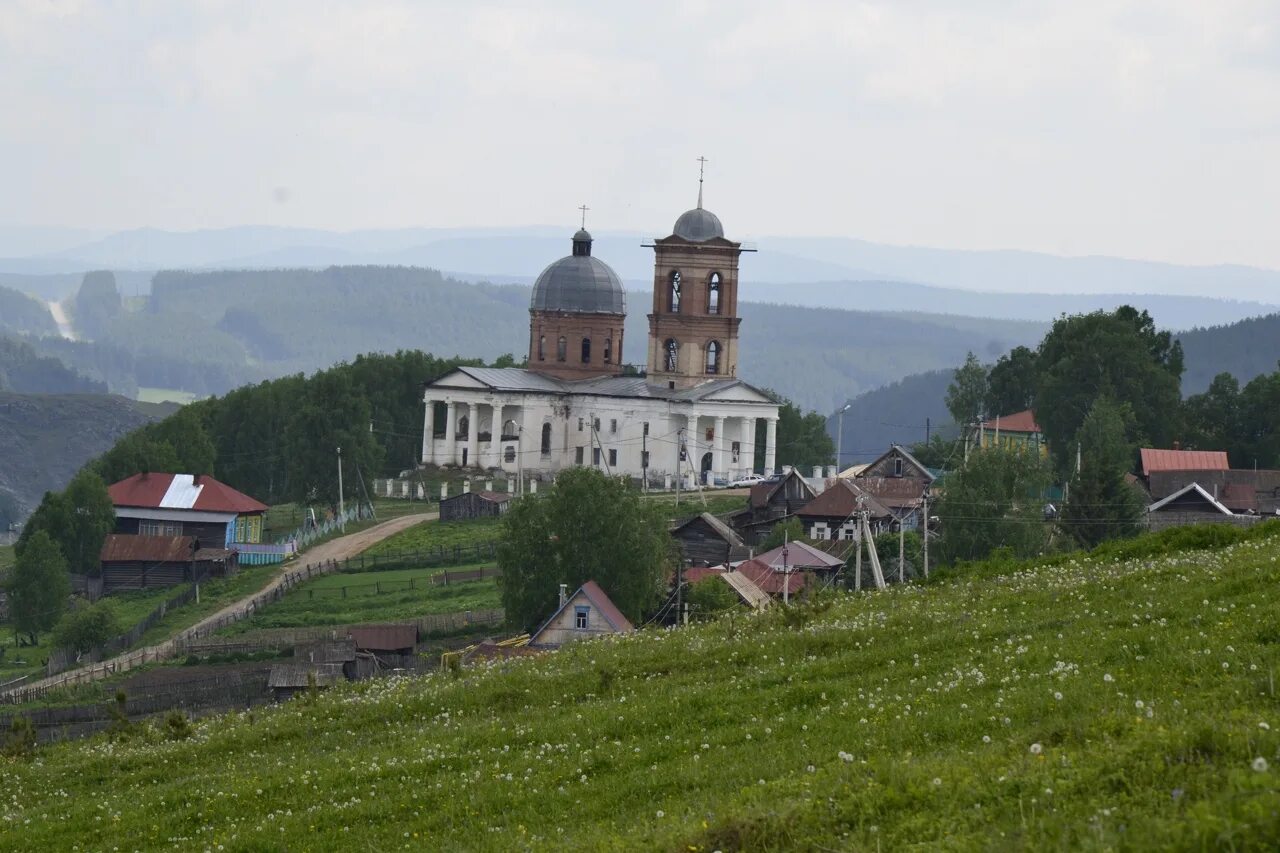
671,512,748,565
439,490,512,522
268,662,346,701
99,534,197,592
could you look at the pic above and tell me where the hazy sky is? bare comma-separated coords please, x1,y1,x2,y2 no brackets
2,1,1278,268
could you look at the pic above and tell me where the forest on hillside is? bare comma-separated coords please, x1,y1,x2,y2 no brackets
1177,312,1280,394
0,285,56,337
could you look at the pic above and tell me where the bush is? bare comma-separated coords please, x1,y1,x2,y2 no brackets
685,576,741,618
52,600,121,656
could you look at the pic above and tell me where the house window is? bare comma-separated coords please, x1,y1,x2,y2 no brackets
140,520,182,537
581,337,591,363
608,449,617,467
707,272,721,314
705,340,721,375
575,446,585,464
610,419,617,434
604,337,612,363
812,523,828,540
667,270,681,312
504,446,516,463
592,447,601,465
538,335,546,361
541,423,552,456
894,457,903,477
664,338,679,372
557,336,567,362
575,606,590,630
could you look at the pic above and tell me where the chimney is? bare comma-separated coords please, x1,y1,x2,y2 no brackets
782,465,794,475
826,465,838,478
558,583,568,607
1173,440,1182,451
812,466,822,479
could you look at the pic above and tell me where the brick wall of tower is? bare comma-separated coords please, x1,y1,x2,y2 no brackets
645,238,744,389
529,311,626,380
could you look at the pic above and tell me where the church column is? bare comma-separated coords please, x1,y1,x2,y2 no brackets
713,415,726,483
421,397,434,465
764,417,778,476
492,404,506,470
684,411,699,485
465,402,480,468
443,401,457,467
741,416,757,477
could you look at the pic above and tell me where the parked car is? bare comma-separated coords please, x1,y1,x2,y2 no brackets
729,474,766,487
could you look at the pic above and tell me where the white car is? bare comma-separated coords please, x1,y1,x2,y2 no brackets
729,474,766,488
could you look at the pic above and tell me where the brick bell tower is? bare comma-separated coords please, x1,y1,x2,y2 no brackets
646,159,753,389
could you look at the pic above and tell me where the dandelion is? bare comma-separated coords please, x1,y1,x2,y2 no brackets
655,810,664,818
932,778,942,786
1135,700,1144,710
1103,673,1114,683
1053,692,1063,701
838,751,854,763
982,735,991,744
1222,662,1230,670
1259,722,1271,731
1253,757,1269,772
1029,743,1043,755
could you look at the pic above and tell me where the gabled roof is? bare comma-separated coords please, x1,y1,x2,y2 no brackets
1140,448,1229,477
981,409,1042,433
99,534,195,563
749,469,817,509
734,558,814,597
753,540,846,571
671,512,745,547
796,479,892,519
856,476,930,509
1147,482,1233,515
108,473,268,514
860,445,935,483
531,580,634,642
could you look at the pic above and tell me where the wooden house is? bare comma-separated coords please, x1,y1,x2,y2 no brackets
1147,469,1280,516
530,581,633,649
99,534,197,592
978,410,1048,457
1145,483,1252,531
730,468,820,544
439,490,512,522
853,445,934,530
796,479,893,541
670,512,747,565
108,472,269,550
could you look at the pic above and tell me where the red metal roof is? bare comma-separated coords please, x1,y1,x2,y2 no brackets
349,624,418,651
579,581,634,632
980,409,1042,433
99,534,195,563
1140,449,1229,476
108,472,269,514
734,558,813,597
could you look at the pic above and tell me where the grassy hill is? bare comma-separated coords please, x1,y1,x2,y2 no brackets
5,524,1279,850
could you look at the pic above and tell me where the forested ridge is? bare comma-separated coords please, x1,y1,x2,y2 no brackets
1177,312,1280,394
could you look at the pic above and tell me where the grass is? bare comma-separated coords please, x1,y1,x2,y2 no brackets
130,564,283,648
221,565,501,633
5,526,1280,849
0,544,13,574
262,498,428,542
363,517,503,556
649,491,746,519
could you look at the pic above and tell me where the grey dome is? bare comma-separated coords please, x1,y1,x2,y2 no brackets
530,232,626,315
673,207,725,242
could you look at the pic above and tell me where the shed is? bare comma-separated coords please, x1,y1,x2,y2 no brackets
1139,449,1229,477
1145,483,1251,531
99,534,197,592
530,581,634,649
194,547,238,578
268,662,346,701
439,491,512,522
349,624,418,655
671,512,747,565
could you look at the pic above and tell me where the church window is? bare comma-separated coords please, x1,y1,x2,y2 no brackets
608,449,617,467
731,441,740,463
578,417,584,432
557,336,567,362
540,423,552,455
503,446,516,463
593,417,601,432
592,447,601,465
664,338,679,372
708,272,722,314
705,340,721,375
575,446,584,464
667,270,682,312
538,335,546,361
603,336,612,363
458,415,469,436
610,419,617,434
581,337,591,363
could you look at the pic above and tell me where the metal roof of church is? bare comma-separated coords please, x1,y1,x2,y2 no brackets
530,231,626,315
431,366,770,403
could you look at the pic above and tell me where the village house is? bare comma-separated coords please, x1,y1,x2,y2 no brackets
977,409,1048,456
108,472,269,550
670,511,748,565
729,468,820,544
1138,447,1279,527
419,187,782,488
438,490,511,522
98,533,198,592
852,445,934,531
795,478,893,541
529,581,633,648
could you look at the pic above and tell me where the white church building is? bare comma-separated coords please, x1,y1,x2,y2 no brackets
420,188,781,487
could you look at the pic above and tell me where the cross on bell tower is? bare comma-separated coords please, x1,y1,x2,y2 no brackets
696,156,707,208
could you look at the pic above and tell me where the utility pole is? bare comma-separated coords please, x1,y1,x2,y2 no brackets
898,513,905,584
921,491,930,580
925,417,931,445
836,403,851,473
336,446,346,530
675,428,685,507
781,534,791,606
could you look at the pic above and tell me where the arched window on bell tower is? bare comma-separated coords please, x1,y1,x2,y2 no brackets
557,336,567,362
538,335,546,361
667,271,681,313
664,338,679,372
705,340,721,375
707,272,721,315
603,336,612,364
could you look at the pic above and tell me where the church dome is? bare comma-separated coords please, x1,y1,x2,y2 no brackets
530,230,626,315
672,207,725,242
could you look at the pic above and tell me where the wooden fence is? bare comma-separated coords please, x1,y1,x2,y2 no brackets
302,566,502,600
337,542,500,573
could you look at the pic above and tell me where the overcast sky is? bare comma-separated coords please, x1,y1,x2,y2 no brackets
2,1,1278,268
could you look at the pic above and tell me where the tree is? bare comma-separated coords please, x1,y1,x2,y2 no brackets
497,468,673,631
755,393,835,472
284,367,383,505
6,530,70,644
1181,372,1242,459
909,435,961,470
761,518,806,551
52,600,120,656
73,271,122,340
985,346,1038,417
936,446,1053,565
61,470,116,576
685,576,740,618
945,352,988,433
1236,367,1280,471
1060,396,1145,549
1035,307,1183,476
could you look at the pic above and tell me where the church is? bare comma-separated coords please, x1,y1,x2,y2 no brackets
419,183,781,487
